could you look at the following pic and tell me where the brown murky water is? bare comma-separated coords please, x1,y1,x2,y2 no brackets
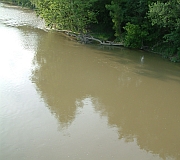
0,3,180,160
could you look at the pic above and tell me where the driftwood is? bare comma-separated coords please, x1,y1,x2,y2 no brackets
52,28,124,46
77,34,124,46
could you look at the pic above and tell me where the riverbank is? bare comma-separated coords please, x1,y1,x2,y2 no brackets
57,29,180,63
1,1,179,63
1,0,34,8
51,28,124,46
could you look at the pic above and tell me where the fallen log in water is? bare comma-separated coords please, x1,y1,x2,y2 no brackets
52,29,124,46
79,35,124,46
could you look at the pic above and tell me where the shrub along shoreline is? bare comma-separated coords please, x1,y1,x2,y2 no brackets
1,0,180,62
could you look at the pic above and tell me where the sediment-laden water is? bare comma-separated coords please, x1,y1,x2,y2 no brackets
0,3,180,160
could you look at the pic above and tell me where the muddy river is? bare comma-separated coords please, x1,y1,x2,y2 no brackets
0,3,180,160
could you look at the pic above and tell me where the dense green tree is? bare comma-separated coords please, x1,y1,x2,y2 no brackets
148,0,180,29
34,0,97,33
105,0,126,39
106,0,152,42
148,0,180,61
90,0,113,32
123,22,148,48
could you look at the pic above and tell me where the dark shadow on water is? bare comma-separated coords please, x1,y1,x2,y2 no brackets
89,45,180,83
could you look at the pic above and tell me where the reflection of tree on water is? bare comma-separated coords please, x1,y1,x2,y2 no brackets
32,58,78,127
104,100,180,159
31,31,180,160
31,32,80,127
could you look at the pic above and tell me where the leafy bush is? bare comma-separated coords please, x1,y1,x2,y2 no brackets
123,22,148,48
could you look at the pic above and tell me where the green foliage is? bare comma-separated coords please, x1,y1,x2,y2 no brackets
148,0,180,29
123,22,148,48
148,0,180,60
3,0,33,7
34,0,97,33
106,0,126,38
106,0,151,38
90,0,114,35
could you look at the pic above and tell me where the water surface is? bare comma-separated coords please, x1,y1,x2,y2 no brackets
0,3,180,160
